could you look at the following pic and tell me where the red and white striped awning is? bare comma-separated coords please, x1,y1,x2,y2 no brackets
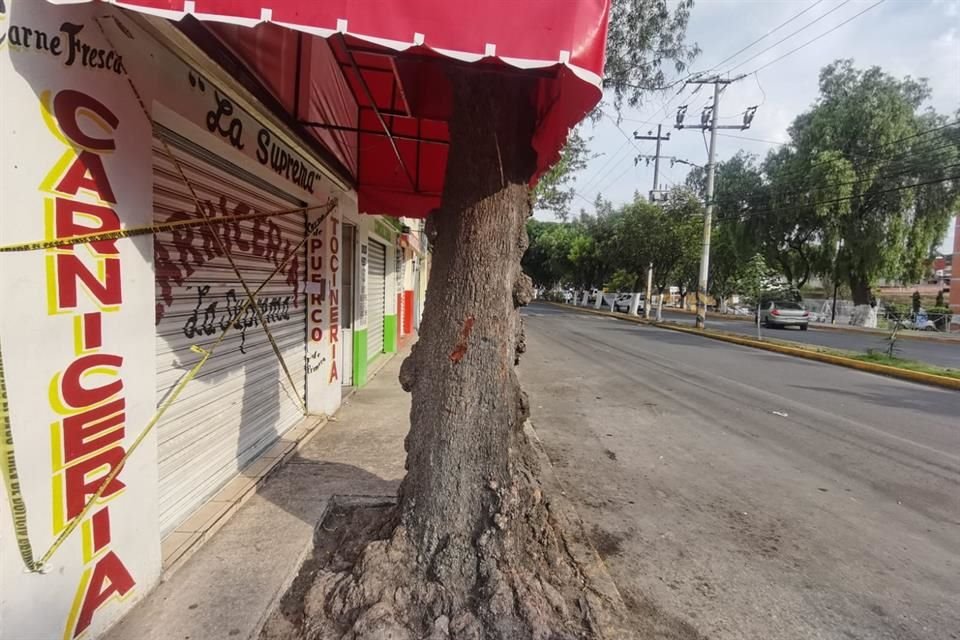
55,1,610,217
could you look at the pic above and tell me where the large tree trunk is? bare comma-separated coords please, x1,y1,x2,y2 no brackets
849,272,872,306
291,71,619,640
397,71,536,594
848,272,877,327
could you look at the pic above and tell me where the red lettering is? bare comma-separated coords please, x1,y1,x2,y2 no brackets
53,90,118,152
55,197,121,255
330,236,339,254
64,446,126,519
83,312,102,350
55,151,117,204
311,327,323,342
310,309,323,323
329,289,339,306
251,218,266,257
329,324,338,344
328,357,338,383
331,217,339,236
60,354,123,409
229,202,251,252
56,254,122,308
265,222,281,264
310,254,323,271
91,508,111,553
63,398,126,462
310,238,323,253
310,294,323,306
73,551,135,637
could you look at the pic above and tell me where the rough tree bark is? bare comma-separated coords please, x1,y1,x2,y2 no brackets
292,71,619,640
397,70,538,591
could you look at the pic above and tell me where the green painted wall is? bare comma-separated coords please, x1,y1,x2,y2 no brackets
353,328,368,387
383,314,398,353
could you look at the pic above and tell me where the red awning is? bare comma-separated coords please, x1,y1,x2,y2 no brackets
66,1,609,217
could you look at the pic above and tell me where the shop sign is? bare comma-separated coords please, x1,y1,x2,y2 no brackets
1,3,159,639
183,70,323,197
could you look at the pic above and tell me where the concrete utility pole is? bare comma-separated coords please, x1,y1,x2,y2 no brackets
675,74,755,329
634,125,671,318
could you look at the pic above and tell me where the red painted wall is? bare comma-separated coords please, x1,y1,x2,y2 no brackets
403,290,415,334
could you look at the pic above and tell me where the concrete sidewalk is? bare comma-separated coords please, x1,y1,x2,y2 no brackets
105,353,409,640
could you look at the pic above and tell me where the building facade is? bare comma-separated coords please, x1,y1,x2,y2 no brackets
0,3,426,638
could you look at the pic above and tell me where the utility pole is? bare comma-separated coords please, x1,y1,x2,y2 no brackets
634,124,671,202
830,239,844,324
634,125,672,318
675,74,755,329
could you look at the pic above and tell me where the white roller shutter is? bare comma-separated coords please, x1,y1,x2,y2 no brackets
153,124,307,536
367,239,386,360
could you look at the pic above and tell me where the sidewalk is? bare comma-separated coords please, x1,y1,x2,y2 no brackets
105,353,409,640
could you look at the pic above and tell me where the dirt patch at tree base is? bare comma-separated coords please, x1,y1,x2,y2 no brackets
262,502,397,640
260,484,632,640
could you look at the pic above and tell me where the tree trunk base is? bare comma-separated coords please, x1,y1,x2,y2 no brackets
264,434,624,640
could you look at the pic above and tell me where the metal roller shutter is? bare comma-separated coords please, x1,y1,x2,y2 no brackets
153,124,307,536
367,239,386,359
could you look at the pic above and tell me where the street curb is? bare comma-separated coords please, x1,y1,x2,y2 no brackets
662,303,960,344
540,302,960,392
523,421,631,639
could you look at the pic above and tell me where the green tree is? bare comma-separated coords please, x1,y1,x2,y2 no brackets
778,61,960,307
604,0,699,111
708,222,746,312
532,128,591,221
604,198,657,291
643,189,701,299
735,253,777,338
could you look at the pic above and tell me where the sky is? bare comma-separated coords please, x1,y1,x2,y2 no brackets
547,0,960,253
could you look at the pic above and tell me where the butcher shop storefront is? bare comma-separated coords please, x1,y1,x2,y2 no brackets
0,4,355,639
1,0,605,638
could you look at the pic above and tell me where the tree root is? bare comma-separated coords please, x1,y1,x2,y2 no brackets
267,437,625,640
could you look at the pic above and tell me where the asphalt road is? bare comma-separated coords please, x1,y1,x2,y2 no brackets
650,308,960,370
520,303,960,640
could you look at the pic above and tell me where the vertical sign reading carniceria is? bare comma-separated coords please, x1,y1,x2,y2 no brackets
1,3,160,639
41,88,136,639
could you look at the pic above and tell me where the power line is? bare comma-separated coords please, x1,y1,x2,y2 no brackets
749,122,960,181
696,171,960,224
699,140,960,210
724,0,855,74
745,0,887,75
762,160,960,205
595,161,639,198
717,132,793,146
707,0,829,72
584,112,659,197
578,138,631,193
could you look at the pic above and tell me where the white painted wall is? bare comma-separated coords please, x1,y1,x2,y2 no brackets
1,2,355,637
1,3,160,639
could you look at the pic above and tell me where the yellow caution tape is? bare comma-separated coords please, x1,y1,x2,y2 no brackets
0,201,332,253
0,17,343,572
1,201,337,572
0,338,43,572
